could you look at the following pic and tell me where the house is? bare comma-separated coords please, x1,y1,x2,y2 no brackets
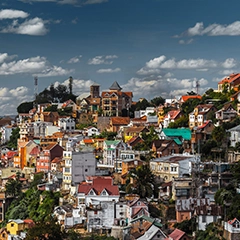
121,158,144,184
36,143,63,172
0,125,14,144
84,126,100,137
150,154,197,181
126,198,150,222
224,218,240,240
134,107,155,118
0,228,8,240
62,150,72,190
215,102,237,122
71,151,97,185
6,219,34,235
163,110,183,128
102,140,128,167
14,140,38,169
77,176,119,208
87,201,115,233
172,177,193,201
189,104,217,130
152,139,180,158
109,117,130,132
126,136,144,148
123,215,166,240
195,204,222,231
54,204,86,228
123,126,149,142
175,198,210,223
218,73,240,92
227,124,240,148
58,117,75,131
191,120,214,152
159,128,191,153
51,157,62,172
165,228,191,240
101,81,133,117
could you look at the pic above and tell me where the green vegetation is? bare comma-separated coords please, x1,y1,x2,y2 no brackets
7,127,20,149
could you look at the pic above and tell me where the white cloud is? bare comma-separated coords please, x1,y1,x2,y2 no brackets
187,21,240,36
97,68,121,73
218,70,237,76
222,58,237,68
0,9,29,19
179,39,193,44
53,78,94,96
140,55,219,72
123,75,208,100
0,55,72,77
105,55,118,59
1,17,48,36
0,86,32,115
84,0,108,4
137,68,161,75
67,55,82,64
37,66,74,77
88,55,114,65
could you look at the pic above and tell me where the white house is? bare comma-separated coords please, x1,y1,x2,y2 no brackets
84,126,100,137
228,125,240,148
58,117,75,131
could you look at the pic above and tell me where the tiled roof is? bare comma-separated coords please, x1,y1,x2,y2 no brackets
197,120,211,130
218,73,240,84
83,139,94,144
29,146,40,155
51,157,61,163
181,95,201,102
78,177,119,195
165,228,186,240
109,81,122,91
111,117,130,125
165,110,181,120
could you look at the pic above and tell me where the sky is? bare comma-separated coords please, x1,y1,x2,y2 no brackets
0,0,240,115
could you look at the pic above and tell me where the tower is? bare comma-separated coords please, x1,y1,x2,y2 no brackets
90,83,100,98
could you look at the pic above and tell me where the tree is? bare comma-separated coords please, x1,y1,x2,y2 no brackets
212,126,226,146
7,127,20,150
150,96,165,107
17,101,34,113
126,164,156,199
25,217,66,240
5,171,22,197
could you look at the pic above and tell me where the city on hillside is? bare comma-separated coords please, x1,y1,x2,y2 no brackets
1,73,240,239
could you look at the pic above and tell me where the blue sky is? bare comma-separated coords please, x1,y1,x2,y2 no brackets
1,0,240,114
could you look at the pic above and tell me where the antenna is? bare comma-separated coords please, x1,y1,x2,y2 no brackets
34,76,38,109
196,80,200,95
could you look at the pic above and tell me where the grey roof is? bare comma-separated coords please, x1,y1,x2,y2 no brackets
109,81,122,91
228,124,240,132
91,82,100,86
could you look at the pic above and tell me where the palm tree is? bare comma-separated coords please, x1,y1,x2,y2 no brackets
126,164,155,199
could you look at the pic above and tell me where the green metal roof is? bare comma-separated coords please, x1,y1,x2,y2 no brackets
162,128,191,140
105,140,120,146
173,138,182,145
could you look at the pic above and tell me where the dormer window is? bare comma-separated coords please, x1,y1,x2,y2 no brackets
88,189,95,196
101,189,108,196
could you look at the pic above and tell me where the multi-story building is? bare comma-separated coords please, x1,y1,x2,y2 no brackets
62,150,72,190
36,143,63,172
101,81,133,117
189,104,217,130
58,117,75,132
71,151,96,185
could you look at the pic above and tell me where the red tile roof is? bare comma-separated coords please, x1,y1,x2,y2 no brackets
181,95,201,102
78,177,119,195
111,117,130,125
165,228,186,240
29,146,40,155
83,139,94,144
218,73,240,84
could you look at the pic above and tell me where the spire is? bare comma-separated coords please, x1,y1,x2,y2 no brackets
109,81,122,91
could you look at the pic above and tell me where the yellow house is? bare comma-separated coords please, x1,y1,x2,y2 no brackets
6,219,34,236
7,219,25,235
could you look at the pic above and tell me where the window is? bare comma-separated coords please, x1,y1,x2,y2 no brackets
202,215,206,223
85,169,88,172
11,223,14,227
